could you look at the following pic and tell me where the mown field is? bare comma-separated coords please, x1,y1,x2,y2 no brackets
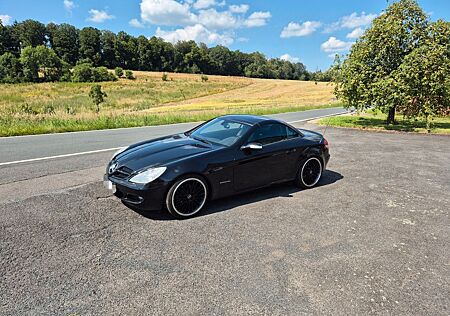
0,71,337,136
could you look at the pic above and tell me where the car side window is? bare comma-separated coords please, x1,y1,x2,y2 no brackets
247,123,298,145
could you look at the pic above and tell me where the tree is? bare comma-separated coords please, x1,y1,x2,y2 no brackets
115,31,138,69
47,23,79,65
34,45,66,81
20,46,40,82
394,20,450,131
334,0,428,124
14,19,47,48
244,52,274,78
0,21,20,56
20,45,66,82
0,52,23,83
79,27,102,66
89,85,107,113
100,30,117,68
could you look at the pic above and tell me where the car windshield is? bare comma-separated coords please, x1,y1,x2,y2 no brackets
188,118,251,147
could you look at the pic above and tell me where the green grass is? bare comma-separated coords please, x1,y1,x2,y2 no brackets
317,111,450,134
0,103,339,136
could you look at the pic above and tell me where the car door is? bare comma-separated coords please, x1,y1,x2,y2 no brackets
233,123,298,191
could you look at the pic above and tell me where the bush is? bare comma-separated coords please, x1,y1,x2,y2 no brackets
201,75,208,82
125,70,135,80
72,63,93,82
72,63,116,82
93,66,117,82
162,73,168,81
0,52,23,83
115,67,124,77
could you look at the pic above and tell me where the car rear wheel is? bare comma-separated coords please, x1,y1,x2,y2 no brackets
166,175,208,219
295,157,323,189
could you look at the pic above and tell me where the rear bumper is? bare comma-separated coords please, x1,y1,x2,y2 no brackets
104,174,169,211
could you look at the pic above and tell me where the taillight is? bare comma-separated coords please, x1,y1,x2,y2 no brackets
323,138,329,149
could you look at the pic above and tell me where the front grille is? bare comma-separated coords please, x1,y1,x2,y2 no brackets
111,166,133,179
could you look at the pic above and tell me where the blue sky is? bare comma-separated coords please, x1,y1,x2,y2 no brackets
1,0,449,70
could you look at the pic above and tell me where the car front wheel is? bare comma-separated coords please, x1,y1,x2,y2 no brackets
295,157,323,189
166,175,208,219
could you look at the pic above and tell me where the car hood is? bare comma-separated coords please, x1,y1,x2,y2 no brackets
113,134,215,172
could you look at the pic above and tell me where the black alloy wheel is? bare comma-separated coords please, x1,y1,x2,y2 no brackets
166,176,208,219
296,157,323,189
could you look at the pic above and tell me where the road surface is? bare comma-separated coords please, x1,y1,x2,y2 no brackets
0,107,347,165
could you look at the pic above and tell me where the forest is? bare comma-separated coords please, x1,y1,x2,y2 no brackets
0,19,332,84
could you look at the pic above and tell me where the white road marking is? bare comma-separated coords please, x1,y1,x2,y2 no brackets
0,147,124,167
0,111,347,166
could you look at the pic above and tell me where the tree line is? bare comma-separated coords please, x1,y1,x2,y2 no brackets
0,19,329,83
333,0,449,129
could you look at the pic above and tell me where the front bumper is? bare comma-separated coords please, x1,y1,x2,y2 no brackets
104,174,169,211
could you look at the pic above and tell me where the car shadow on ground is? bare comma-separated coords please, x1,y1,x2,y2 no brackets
126,170,343,221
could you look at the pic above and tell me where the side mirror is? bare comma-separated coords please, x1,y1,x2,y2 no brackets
241,142,263,151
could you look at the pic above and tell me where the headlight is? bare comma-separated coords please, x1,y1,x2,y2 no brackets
129,167,167,184
111,147,128,160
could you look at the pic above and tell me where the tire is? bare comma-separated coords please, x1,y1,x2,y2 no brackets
295,157,323,189
166,175,208,219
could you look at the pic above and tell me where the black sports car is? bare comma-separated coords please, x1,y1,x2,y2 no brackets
104,115,330,219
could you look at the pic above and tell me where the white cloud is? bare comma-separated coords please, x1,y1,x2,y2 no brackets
87,9,115,23
340,12,376,28
129,18,145,28
323,11,376,34
244,11,271,28
193,0,224,10
0,14,12,25
229,4,249,14
346,27,364,39
280,21,321,38
138,0,269,46
198,8,238,30
63,0,76,12
321,37,353,53
140,0,196,25
280,54,300,63
156,24,233,45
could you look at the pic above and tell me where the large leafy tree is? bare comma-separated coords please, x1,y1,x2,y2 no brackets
335,0,428,124
114,31,138,69
394,20,450,130
101,31,117,69
14,19,47,48
0,21,20,56
20,45,66,82
79,27,102,66
47,23,79,65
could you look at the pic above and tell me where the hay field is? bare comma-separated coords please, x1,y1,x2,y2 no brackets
0,71,337,136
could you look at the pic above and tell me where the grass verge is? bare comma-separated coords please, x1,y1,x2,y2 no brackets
317,111,450,134
0,103,339,136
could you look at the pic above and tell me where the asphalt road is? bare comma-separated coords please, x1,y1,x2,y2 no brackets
0,107,347,165
1,113,449,315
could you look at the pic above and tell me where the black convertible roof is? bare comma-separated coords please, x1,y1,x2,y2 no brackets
221,114,274,126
